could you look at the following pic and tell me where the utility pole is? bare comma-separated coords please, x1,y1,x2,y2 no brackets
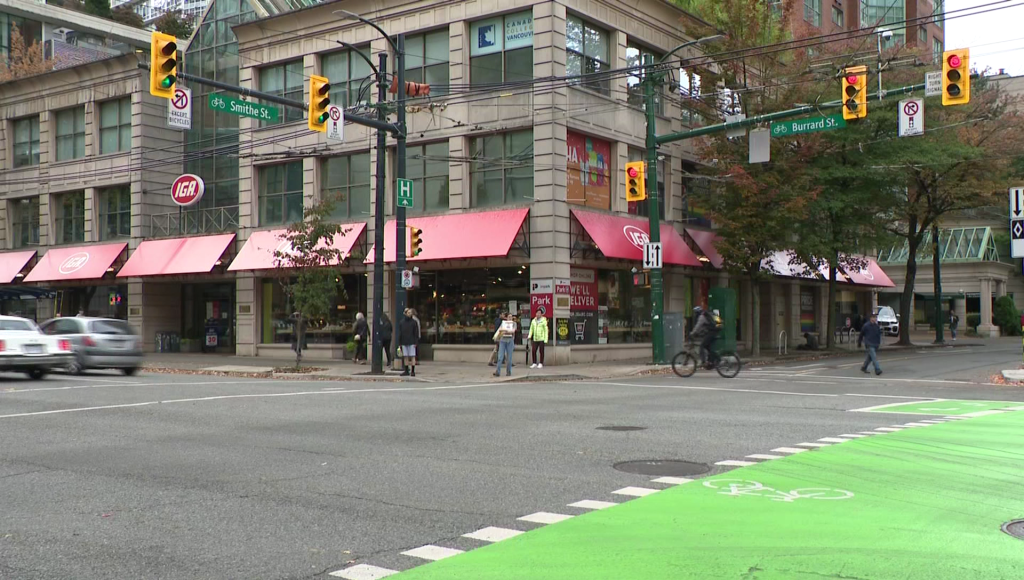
643,53,665,365
370,52,388,374
394,33,408,348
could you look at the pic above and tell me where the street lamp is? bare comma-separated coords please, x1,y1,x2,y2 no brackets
658,34,726,65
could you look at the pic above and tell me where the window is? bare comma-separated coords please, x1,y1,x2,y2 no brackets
861,1,905,45
469,12,533,86
804,0,822,26
406,142,450,213
832,6,844,27
322,48,372,109
933,38,943,63
567,16,611,94
627,148,665,218
405,30,449,97
99,186,131,240
919,26,927,43
626,43,664,114
12,116,39,168
320,153,371,220
55,107,86,161
469,130,533,207
54,191,85,245
934,0,944,28
10,197,39,248
99,97,132,154
259,162,304,226
259,60,303,125
680,70,703,125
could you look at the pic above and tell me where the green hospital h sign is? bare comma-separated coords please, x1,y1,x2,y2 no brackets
397,178,414,208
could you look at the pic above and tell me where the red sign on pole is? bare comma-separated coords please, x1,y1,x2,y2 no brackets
171,174,206,207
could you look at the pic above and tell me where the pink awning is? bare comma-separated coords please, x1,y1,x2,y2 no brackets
227,223,366,272
117,234,236,278
25,243,127,283
763,251,895,288
842,259,895,288
685,229,724,268
0,251,37,284
364,208,529,263
570,209,702,266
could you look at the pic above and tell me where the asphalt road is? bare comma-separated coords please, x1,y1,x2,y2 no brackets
2,341,1022,580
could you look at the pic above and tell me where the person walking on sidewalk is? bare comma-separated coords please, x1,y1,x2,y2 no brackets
493,313,517,377
949,309,959,341
528,307,549,369
398,308,420,377
858,312,883,375
380,312,393,367
353,312,368,364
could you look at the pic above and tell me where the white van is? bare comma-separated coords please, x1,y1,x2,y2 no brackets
873,306,899,336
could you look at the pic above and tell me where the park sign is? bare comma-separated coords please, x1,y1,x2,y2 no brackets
770,114,846,138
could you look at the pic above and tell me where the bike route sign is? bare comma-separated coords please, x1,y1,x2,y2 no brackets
208,93,279,123
770,114,846,137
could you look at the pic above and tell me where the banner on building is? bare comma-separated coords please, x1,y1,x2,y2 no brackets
567,131,611,209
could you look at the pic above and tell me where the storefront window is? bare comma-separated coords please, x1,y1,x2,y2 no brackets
566,131,611,209
570,268,651,344
260,275,367,345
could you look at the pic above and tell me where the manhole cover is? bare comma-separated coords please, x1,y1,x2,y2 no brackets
597,426,647,431
1002,520,1024,539
613,460,711,477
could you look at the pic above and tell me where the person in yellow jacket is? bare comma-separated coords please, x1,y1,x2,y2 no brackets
528,306,549,369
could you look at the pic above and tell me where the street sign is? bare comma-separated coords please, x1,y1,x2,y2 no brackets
401,269,414,289
770,114,846,138
170,174,205,207
1010,187,1024,219
397,178,414,208
643,242,663,269
898,98,924,137
1012,220,1024,258
749,127,770,164
925,71,942,97
725,113,746,139
326,105,344,143
167,87,192,130
208,93,279,122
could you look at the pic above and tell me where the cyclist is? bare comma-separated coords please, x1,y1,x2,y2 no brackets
689,306,721,368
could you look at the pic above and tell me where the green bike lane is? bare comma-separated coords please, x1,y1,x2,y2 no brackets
393,410,1024,580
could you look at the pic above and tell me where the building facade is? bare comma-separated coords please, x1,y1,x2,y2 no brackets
791,0,945,60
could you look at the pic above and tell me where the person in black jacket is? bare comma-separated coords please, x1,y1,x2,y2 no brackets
380,313,393,367
858,312,883,375
398,308,420,377
353,312,369,364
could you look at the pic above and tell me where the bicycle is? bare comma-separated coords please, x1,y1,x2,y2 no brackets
671,340,742,378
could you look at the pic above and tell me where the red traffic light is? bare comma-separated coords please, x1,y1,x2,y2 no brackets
627,166,640,178
846,75,858,85
947,54,961,68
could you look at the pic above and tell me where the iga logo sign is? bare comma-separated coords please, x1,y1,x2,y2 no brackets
622,225,650,250
171,174,205,207
59,252,90,275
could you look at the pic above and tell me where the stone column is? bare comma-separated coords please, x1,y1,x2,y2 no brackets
979,278,998,337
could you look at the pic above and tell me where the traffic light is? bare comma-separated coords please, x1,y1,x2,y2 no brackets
389,77,431,97
942,49,970,106
625,161,646,202
308,75,331,132
841,65,867,120
150,32,177,99
409,226,423,257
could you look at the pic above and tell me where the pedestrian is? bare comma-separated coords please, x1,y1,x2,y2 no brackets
949,308,959,341
487,312,502,367
353,312,368,364
858,312,883,376
380,312,393,367
528,307,549,369
493,313,517,377
398,308,420,377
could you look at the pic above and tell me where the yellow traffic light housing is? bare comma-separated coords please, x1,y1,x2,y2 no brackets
308,75,332,132
409,226,423,257
150,32,177,99
625,161,646,202
841,65,867,120
942,49,970,106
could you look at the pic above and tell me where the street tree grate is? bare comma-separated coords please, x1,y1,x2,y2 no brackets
1002,520,1024,539
597,426,647,431
613,460,710,477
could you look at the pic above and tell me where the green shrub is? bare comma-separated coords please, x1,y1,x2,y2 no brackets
967,313,981,330
346,339,357,353
994,296,1022,336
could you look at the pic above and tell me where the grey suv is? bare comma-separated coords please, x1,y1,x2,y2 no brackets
40,317,143,375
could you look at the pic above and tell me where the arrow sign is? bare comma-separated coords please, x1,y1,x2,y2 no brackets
1012,187,1024,218
643,242,663,269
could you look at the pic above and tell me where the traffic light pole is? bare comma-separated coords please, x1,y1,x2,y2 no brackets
371,52,389,375
394,35,408,347
643,54,665,365
932,224,945,344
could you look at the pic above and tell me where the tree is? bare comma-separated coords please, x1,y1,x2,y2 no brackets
273,199,351,368
83,0,111,19
155,10,195,40
112,5,145,29
0,25,56,83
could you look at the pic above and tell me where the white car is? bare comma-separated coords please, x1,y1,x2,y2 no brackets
0,315,74,379
873,306,900,337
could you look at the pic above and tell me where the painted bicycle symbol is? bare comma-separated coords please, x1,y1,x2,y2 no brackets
703,479,854,502
211,96,226,108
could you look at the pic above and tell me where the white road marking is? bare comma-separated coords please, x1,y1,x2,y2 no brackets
568,500,617,510
746,454,783,460
519,512,574,524
838,434,868,438
651,476,693,485
732,378,840,386
795,442,831,448
786,363,826,369
844,393,940,400
612,486,659,497
847,399,946,413
899,422,933,427
329,564,398,579
771,447,808,454
918,420,946,423
1005,405,1024,411
573,381,838,397
715,460,757,466
817,437,850,443
874,427,903,432
401,545,464,561
0,379,281,394
857,432,881,435
462,527,524,543
961,410,1008,417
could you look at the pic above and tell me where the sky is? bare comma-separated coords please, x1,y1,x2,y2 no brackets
944,0,1024,76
